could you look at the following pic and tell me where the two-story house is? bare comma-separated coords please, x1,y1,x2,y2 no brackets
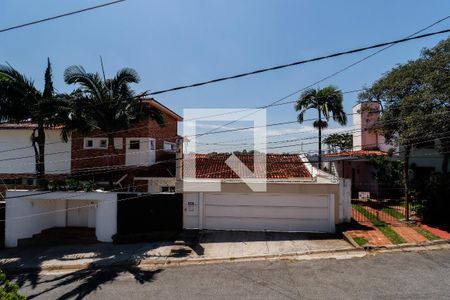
0,98,182,193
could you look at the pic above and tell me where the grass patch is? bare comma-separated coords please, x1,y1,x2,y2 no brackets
353,237,368,246
352,204,406,244
381,207,405,220
411,226,441,241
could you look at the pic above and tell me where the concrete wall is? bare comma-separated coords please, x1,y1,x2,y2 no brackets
0,129,71,174
5,191,117,247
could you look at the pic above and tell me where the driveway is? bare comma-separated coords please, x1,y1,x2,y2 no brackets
194,230,352,258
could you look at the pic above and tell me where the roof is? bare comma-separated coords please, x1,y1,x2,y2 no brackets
323,149,387,159
184,153,312,179
0,121,63,130
142,98,183,121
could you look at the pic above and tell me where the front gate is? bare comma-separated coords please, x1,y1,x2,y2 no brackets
117,193,183,235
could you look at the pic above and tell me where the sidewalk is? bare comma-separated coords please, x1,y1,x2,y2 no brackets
0,231,353,273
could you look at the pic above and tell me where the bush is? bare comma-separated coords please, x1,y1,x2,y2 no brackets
112,231,179,244
48,179,96,192
411,172,450,224
0,271,25,300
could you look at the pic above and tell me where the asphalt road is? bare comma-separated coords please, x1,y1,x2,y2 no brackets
11,249,450,300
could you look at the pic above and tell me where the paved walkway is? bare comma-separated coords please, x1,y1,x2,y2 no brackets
363,206,428,243
347,208,392,246
420,224,450,239
0,231,352,272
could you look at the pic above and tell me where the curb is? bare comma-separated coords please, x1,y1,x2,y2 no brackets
341,232,363,248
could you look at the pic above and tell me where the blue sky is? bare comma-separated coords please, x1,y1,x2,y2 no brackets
1,0,450,153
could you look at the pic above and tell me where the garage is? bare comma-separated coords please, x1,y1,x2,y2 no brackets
182,153,343,234
203,193,334,232
184,192,336,233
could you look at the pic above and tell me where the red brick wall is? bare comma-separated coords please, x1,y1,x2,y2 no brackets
71,111,179,173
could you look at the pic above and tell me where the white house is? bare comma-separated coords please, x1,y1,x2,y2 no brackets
0,123,71,184
181,153,351,233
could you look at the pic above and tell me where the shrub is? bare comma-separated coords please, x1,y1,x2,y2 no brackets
0,271,25,300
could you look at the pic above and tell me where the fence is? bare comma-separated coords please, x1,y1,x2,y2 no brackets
351,198,414,225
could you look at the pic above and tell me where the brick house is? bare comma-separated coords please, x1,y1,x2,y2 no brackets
0,98,181,192
71,98,182,191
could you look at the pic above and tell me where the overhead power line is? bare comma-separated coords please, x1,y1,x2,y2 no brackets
0,0,126,33
191,15,450,137
151,27,450,95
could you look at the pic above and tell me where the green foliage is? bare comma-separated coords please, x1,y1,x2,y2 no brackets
295,86,347,129
62,66,164,149
0,271,25,299
368,155,404,187
0,59,71,180
323,133,353,152
381,206,405,220
359,38,450,174
353,237,368,246
411,172,450,224
48,179,96,192
411,226,440,241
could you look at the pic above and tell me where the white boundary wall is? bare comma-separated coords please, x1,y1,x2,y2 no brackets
5,191,117,248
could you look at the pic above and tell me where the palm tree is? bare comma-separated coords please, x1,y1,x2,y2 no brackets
0,59,69,186
63,66,164,187
295,86,347,169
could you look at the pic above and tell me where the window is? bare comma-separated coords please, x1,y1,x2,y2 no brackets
150,140,155,150
85,139,93,148
161,186,175,193
164,141,176,152
129,140,140,150
99,139,107,148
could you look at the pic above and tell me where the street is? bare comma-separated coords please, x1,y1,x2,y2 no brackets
11,249,450,299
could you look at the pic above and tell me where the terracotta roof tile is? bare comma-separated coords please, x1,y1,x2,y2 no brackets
184,153,311,179
323,150,387,157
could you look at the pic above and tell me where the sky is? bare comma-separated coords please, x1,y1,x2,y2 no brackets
1,0,450,153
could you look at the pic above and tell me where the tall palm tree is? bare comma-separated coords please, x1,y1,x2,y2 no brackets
0,59,69,185
63,66,164,186
295,86,347,169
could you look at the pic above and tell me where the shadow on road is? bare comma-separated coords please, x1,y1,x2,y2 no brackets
12,267,163,300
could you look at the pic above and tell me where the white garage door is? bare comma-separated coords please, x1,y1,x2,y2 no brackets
203,193,334,233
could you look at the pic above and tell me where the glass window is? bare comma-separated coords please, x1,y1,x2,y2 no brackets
164,141,176,151
85,139,93,148
129,140,140,150
99,139,107,148
161,186,175,193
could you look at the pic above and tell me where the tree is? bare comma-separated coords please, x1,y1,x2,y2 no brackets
63,66,164,187
0,59,69,186
295,86,347,168
323,133,353,152
359,38,450,220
